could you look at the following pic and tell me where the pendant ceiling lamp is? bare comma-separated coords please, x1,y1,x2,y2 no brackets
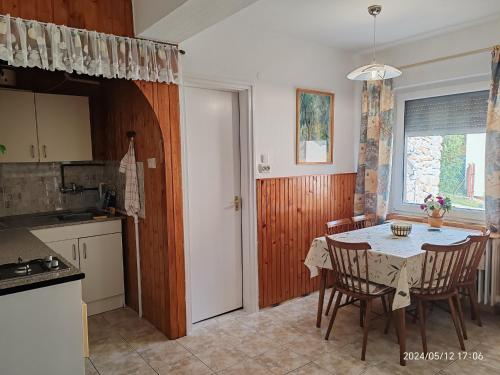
347,5,401,81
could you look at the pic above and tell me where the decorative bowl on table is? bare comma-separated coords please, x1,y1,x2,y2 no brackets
390,222,412,237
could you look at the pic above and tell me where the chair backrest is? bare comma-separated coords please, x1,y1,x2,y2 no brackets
325,237,372,295
352,214,375,230
459,230,490,284
417,239,470,295
326,218,352,235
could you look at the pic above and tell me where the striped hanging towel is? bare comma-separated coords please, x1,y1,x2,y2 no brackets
119,139,141,216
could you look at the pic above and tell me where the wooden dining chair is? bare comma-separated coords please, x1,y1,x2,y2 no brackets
326,218,353,235
351,214,376,229
457,231,490,333
324,218,354,316
324,237,394,361
410,239,470,354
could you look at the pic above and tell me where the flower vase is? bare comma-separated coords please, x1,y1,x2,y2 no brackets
427,210,444,228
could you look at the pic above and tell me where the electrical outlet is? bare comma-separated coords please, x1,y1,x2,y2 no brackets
258,164,271,173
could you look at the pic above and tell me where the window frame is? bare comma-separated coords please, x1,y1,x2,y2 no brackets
390,80,489,224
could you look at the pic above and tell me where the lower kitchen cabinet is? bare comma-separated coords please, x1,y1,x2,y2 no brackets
32,220,125,315
79,233,124,304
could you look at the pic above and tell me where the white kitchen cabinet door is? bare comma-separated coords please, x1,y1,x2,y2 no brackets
35,93,93,162
0,90,39,162
45,239,80,269
79,233,124,303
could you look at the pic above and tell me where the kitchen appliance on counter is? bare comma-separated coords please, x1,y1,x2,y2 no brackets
0,256,69,281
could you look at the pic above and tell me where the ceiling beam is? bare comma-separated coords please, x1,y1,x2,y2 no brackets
133,0,260,43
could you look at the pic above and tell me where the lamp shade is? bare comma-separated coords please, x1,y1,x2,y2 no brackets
347,63,401,81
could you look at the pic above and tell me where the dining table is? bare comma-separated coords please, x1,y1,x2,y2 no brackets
304,221,481,366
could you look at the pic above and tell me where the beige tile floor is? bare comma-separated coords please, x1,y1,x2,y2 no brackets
86,290,500,375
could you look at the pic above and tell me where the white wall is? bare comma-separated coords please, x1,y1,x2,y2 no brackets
180,12,357,179
356,17,499,89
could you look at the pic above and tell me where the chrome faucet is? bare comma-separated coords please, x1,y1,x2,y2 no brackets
60,182,84,194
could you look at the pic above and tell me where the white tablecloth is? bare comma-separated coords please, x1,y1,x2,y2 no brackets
304,223,480,310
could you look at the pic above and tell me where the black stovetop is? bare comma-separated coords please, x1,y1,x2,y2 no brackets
0,257,70,281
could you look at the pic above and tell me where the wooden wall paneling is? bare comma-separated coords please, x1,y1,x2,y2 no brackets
100,79,186,338
0,0,49,21
168,85,186,337
257,173,357,308
0,0,132,37
143,82,186,338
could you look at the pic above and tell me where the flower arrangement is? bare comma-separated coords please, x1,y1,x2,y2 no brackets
420,194,452,228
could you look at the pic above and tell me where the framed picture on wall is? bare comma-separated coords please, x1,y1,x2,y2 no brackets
296,88,334,164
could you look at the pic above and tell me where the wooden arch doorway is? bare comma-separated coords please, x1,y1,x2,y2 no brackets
99,79,186,339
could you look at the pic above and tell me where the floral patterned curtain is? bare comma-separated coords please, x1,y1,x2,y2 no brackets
0,14,179,83
354,79,395,223
486,46,500,234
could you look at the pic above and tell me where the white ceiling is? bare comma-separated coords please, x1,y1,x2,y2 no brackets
197,0,500,51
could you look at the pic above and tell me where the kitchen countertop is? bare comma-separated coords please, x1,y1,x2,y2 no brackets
0,210,124,230
0,228,84,296
0,211,123,296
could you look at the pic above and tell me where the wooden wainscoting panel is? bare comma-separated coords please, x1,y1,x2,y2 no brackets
257,173,356,308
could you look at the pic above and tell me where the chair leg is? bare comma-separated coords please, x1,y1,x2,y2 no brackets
316,270,327,328
448,297,466,351
325,292,342,340
454,294,468,340
325,287,336,316
384,304,391,335
468,287,476,320
417,300,427,354
412,306,418,324
359,300,365,327
468,286,482,327
361,299,372,361
381,295,388,314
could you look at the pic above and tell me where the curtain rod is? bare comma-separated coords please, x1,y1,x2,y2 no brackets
398,45,498,70
0,13,185,54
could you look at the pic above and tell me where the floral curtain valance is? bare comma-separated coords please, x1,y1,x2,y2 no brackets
0,14,179,83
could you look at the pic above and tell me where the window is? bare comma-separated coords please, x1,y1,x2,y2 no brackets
403,90,488,210
391,83,489,222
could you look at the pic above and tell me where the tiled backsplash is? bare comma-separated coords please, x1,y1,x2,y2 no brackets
0,161,146,218
0,163,103,217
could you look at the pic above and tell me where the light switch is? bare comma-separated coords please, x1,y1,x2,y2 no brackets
147,158,156,169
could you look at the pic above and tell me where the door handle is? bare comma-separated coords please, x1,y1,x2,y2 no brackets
43,145,47,159
233,196,241,211
82,243,87,259
30,145,35,159
72,244,77,260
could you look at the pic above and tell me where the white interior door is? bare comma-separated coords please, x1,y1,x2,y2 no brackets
185,87,243,323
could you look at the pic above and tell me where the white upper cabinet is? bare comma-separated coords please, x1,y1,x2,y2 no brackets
0,90,93,163
0,90,39,162
35,93,93,162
